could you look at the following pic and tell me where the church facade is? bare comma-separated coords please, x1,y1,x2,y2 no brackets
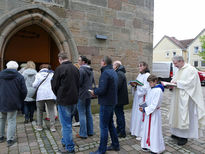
0,0,153,80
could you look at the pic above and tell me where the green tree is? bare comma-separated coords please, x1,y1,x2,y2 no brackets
199,35,205,60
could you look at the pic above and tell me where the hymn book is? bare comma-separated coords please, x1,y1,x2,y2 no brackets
129,80,144,86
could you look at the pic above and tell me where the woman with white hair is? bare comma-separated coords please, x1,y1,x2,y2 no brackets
0,61,27,147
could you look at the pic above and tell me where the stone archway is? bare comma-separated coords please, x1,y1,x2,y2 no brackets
0,5,78,70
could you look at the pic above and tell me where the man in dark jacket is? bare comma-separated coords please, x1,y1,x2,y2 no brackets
90,56,119,154
51,52,80,154
76,56,94,139
113,61,129,138
0,61,27,147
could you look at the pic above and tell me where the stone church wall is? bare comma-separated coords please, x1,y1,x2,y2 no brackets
0,0,154,81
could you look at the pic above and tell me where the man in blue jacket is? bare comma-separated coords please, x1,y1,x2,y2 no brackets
90,56,119,154
0,61,27,147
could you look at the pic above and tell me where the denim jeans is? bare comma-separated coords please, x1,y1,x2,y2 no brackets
0,111,17,141
58,104,76,152
98,105,119,154
24,101,36,120
77,98,93,137
114,105,126,136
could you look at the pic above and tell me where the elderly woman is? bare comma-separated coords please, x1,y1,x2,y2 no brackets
22,61,37,123
33,64,56,132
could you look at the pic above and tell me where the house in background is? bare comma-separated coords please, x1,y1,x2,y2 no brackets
187,29,205,71
153,35,193,63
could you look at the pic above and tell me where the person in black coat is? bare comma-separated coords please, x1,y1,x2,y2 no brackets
51,52,80,153
113,61,129,138
0,61,27,147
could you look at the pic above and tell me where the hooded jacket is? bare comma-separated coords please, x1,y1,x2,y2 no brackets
0,69,27,112
116,65,129,106
79,65,93,100
22,68,37,102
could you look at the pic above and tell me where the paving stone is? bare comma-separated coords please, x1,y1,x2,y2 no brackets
165,145,175,152
122,145,133,151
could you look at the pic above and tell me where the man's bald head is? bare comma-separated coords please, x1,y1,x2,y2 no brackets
113,60,122,70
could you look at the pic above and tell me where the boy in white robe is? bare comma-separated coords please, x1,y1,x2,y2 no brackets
140,75,165,154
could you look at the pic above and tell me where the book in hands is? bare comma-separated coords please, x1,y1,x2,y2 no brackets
139,102,147,108
129,80,144,86
161,81,177,87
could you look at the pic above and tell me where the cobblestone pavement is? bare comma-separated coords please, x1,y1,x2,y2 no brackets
1,87,205,154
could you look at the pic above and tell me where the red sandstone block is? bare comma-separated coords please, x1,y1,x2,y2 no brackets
108,0,122,10
113,18,125,27
77,46,99,56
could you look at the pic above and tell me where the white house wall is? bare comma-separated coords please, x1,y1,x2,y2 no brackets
188,30,205,70
153,37,183,62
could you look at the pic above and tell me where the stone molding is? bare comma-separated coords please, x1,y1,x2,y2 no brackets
0,5,78,69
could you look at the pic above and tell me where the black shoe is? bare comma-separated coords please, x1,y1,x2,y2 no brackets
24,119,29,124
107,145,120,151
0,136,6,143
118,133,126,138
177,138,188,146
141,148,150,152
30,118,34,122
171,134,179,139
59,147,75,154
7,140,16,147
88,134,93,137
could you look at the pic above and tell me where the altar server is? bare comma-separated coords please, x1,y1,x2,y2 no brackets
130,61,150,140
140,74,165,154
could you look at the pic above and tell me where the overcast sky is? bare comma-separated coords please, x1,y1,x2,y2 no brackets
154,0,205,46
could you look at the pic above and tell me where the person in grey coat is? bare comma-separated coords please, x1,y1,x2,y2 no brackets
22,61,37,123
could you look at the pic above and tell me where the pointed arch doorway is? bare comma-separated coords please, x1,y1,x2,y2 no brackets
5,24,59,70
0,6,78,70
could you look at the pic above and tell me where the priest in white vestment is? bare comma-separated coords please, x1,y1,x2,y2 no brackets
169,56,205,146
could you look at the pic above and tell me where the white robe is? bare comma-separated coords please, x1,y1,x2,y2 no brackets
130,72,150,137
141,87,165,153
169,64,205,138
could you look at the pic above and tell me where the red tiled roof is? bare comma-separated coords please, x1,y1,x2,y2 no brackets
166,36,193,49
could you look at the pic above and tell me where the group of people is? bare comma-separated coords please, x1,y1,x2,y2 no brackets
51,54,130,154
129,56,205,154
0,54,205,154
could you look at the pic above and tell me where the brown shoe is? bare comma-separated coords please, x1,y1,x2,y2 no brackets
76,134,87,139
